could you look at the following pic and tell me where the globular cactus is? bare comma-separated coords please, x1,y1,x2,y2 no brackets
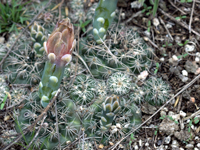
39,18,76,107
93,0,119,43
69,74,97,104
31,22,47,57
3,33,44,85
129,83,145,104
107,72,131,95
80,24,154,79
69,0,85,22
100,95,121,131
15,92,81,150
82,95,142,145
143,77,171,105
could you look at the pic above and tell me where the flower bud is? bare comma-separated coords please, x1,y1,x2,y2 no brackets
46,18,76,66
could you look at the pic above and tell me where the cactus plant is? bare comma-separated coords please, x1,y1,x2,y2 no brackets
80,24,154,79
93,0,119,43
143,77,171,105
39,18,76,108
107,72,132,95
3,33,45,85
69,74,97,104
31,22,47,57
82,95,142,145
15,92,81,150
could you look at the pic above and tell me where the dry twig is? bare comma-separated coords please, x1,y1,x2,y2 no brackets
189,0,196,33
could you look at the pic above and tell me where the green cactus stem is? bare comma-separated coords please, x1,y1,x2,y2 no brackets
93,0,119,43
39,18,76,107
31,22,47,57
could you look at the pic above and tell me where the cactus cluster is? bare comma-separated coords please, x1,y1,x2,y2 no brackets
15,92,81,150
13,2,172,149
93,0,119,43
3,26,45,85
31,22,47,57
80,23,154,79
69,0,85,22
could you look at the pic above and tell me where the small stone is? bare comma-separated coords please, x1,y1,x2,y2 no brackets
181,75,188,82
197,143,200,148
185,60,198,74
134,145,139,150
145,142,149,147
160,57,165,62
159,118,179,135
0,37,5,44
160,110,166,117
174,130,195,141
196,52,200,57
194,147,199,150
138,139,142,147
162,107,168,112
185,44,195,52
195,57,200,62
99,144,104,149
4,115,10,121
119,144,124,148
179,148,184,150
165,136,171,144
168,111,175,116
171,140,179,148
195,136,199,140
182,70,188,76
131,1,142,8
144,30,150,37
185,144,194,149
109,141,114,146
153,18,160,27
172,55,178,61
179,110,186,117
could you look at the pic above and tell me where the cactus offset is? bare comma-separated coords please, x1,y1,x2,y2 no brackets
31,22,47,57
93,0,119,43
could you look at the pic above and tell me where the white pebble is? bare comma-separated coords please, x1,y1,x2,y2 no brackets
160,57,165,62
196,52,200,57
153,18,160,27
197,143,200,148
185,44,195,52
179,110,186,117
145,142,149,147
182,70,188,76
134,145,139,150
138,139,142,147
172,55,178,61
185,144,194,149
165,136,171,144
195,57,200,62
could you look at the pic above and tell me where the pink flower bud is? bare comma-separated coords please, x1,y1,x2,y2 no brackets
45,18,76,66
